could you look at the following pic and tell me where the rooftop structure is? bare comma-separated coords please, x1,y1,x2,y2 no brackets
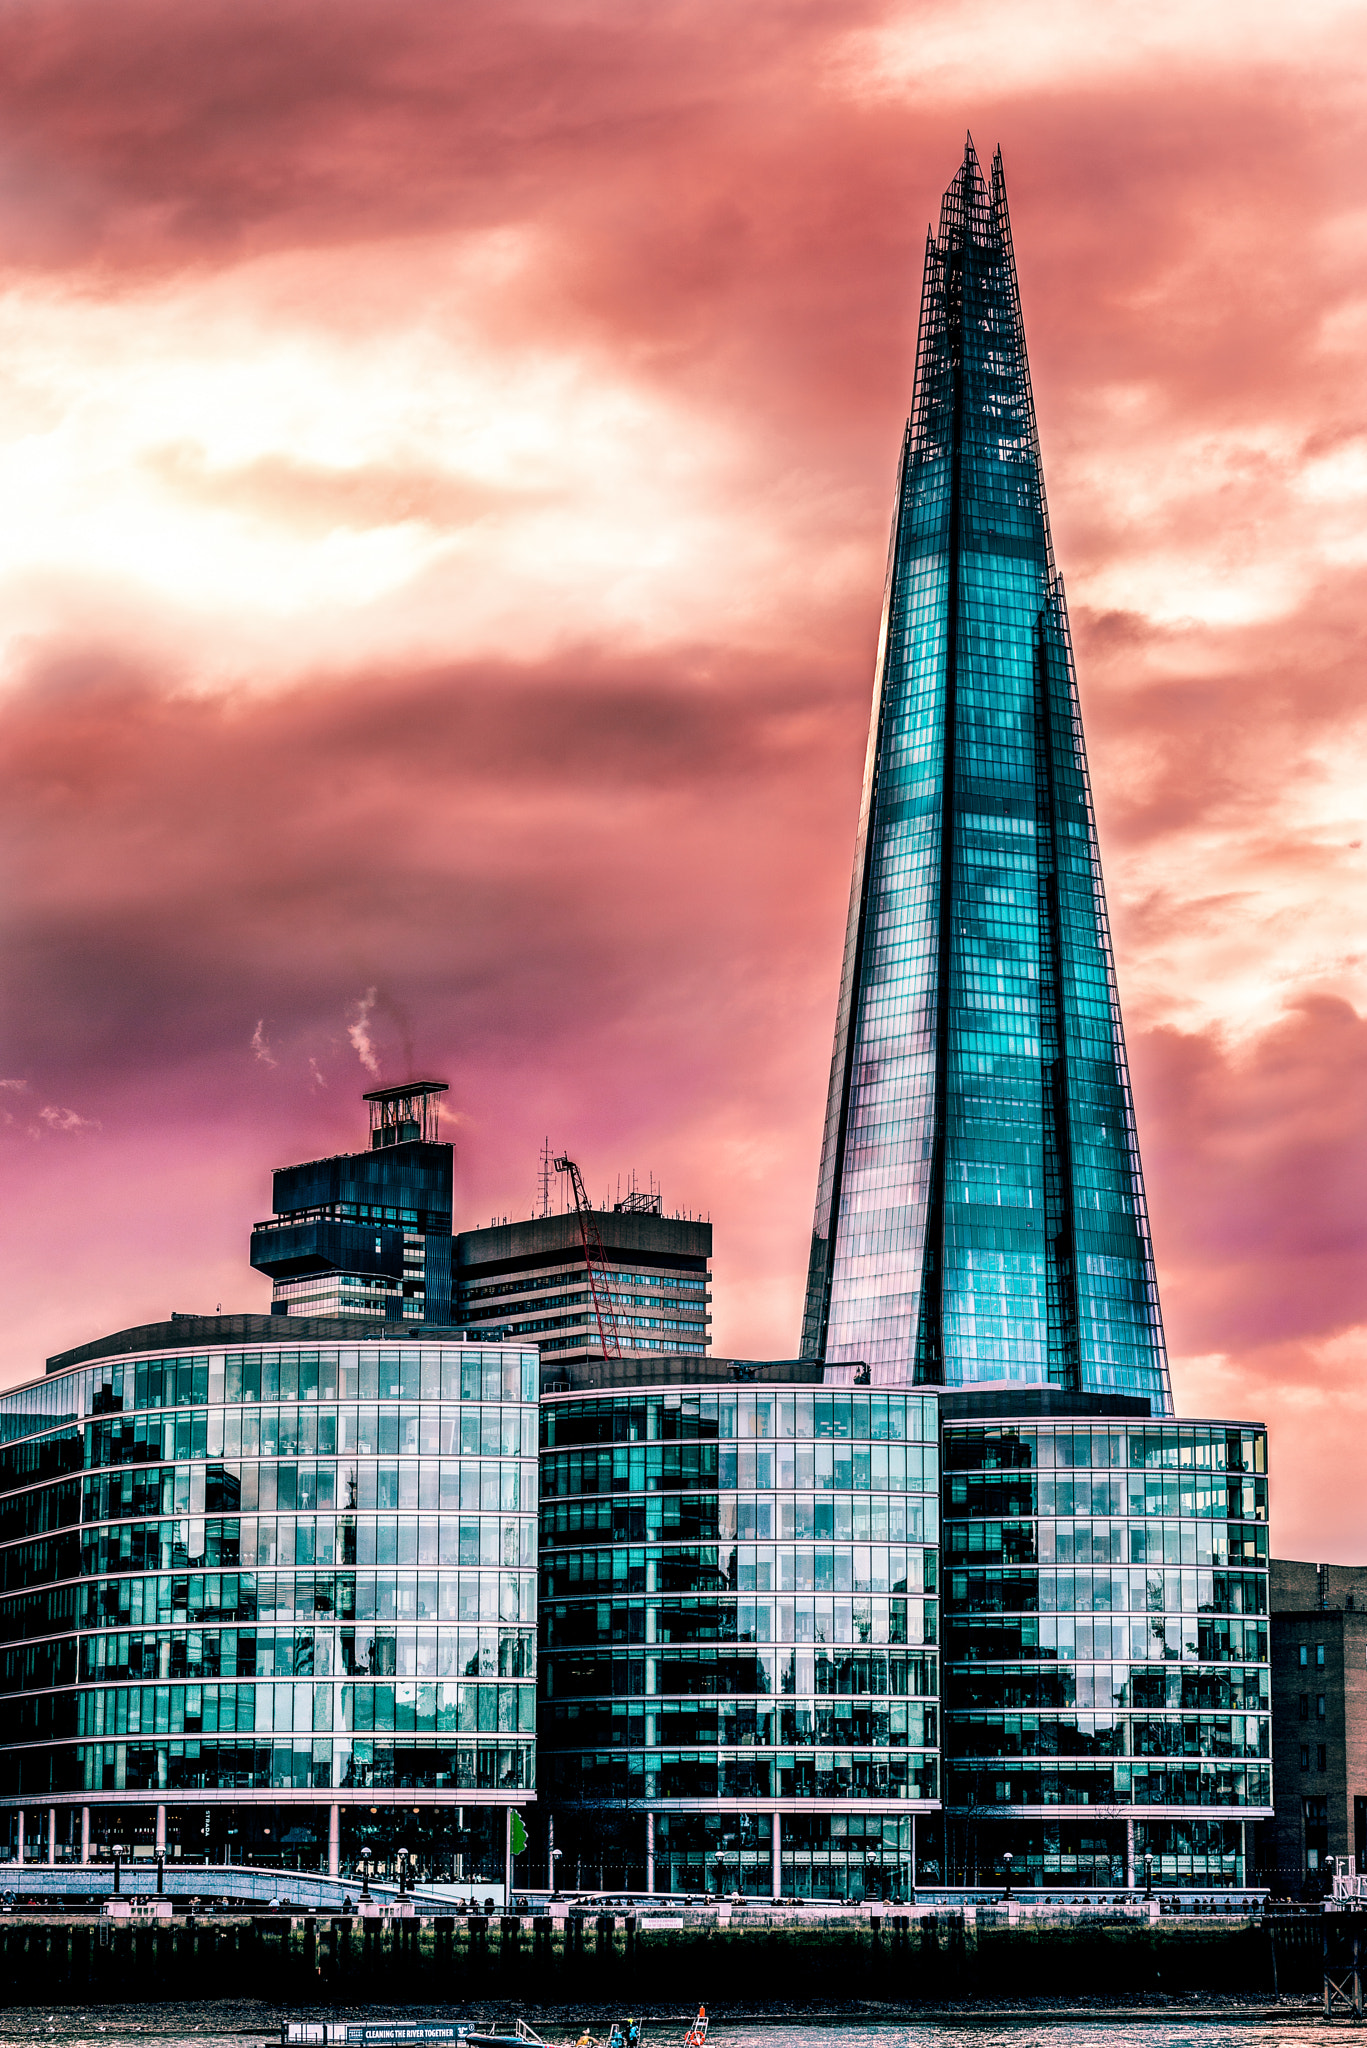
250,1087,454,1325
801,139,1171,1413
364,1080,448,1149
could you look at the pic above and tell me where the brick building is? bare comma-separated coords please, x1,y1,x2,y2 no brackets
1269,1559,1367,1888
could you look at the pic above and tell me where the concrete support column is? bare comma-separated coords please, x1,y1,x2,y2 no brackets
1126,1817,1135,1889
328,1803,340,1879
504,1807,513,1906
910,1814,917,1898
645,1811,655,1895
15,1808,23,1866
1241,1819,1249,1889
771,1812,781,1901
155,1804,166,1856
47,1808,56,1866
547,1812,555,1893
80,1808,90,1866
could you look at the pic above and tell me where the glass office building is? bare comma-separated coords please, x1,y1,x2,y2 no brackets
538,1361,940,1898
940,1408,1270,1888
801,139,1170,1413
458,1208,711,1366
0,1318,538,1883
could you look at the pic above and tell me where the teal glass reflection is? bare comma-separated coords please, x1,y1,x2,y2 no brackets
803,142,1171,1414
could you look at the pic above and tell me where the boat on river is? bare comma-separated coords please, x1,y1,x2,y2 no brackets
283,2026,551,2048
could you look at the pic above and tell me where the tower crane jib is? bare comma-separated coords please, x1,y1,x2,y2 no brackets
553,1155,624,1361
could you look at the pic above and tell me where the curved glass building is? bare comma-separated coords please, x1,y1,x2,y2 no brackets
0,1317,538,1885
538,1360,941,1898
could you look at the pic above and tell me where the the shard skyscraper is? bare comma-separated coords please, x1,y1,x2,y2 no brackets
803,140,1172,1416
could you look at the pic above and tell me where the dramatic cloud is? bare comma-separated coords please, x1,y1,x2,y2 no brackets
0,0,1362,1555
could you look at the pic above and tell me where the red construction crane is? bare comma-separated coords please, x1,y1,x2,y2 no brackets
554,1154,624,1360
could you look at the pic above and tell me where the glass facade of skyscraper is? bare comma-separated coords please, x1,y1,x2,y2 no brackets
0,1323,537,1881
941,1412,1270,1888
539,1369,940,1897
802,142,1170,1413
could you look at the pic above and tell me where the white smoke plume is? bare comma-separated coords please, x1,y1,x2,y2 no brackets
348,988,381,1076
251,1020,277,1067
309,1057,327,1089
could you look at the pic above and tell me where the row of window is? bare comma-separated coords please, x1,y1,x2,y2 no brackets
946,1715,1269,1759
541,1647,938,1699
545,1701,937,1746
60,1679,538,1741
947,1614,1269,1661
542,1545,934,1596
544,1597,936,1650
949,1520,1266,1565
542,1445,936,1498
74,1625,532,1681
944,1427,1266,1475
462,1270,710,1303
948,1568,1268,1614
11,1509,533,1587
545,1752,939,1802
31,1739,535,1797
538,1496,935,1546
78,1512,531,1565
948,1665,1268,1708
80,1415,538,1473
947,1474,1267,1520
76,1451,531,1528
542,1393,938,1447
943,1763,1271,1808
1,1571,537,1642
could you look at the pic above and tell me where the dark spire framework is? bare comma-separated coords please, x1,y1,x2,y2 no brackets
802,141,1171,1412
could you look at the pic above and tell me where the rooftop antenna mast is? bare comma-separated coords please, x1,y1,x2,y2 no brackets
554,1154,624,1360
538,1137,553,1219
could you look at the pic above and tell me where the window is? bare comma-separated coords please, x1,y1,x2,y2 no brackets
1300,1693,1310,1720
1301,1745,1310,1770
1319,1696,1327,1720
1300,1645,1309,1667
1306,1796,1329,1870
1318,1746,1328,1772
1317,1644,1326,1667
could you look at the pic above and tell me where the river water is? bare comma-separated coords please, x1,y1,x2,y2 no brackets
0,2013,1336,2048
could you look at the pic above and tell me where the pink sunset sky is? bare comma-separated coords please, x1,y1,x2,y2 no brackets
0,0,1364,1560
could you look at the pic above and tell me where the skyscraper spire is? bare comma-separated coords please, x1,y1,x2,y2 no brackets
802,144,1171,1414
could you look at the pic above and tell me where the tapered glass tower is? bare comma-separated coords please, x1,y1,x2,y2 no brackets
803,141,1171,1414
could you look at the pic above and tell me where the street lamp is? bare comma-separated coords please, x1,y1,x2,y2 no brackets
359,1847,373,1902
1002,1852,1013,1901
1143,1851,1153,1900
550,1848,563,1896
397,1847,411,1897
